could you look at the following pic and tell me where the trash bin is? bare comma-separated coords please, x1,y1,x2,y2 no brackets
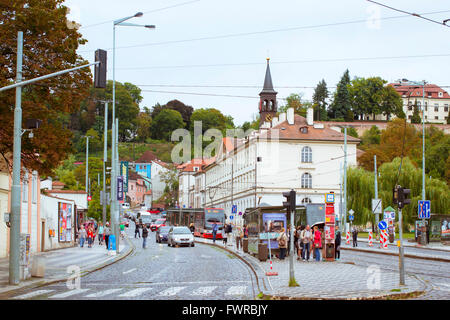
325,243,334,259
108,235,116,251
243,238,248,253
258,242,268,262
389,231,394,243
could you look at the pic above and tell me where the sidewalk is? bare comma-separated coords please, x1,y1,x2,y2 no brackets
195,236,426,300
0,235,133,295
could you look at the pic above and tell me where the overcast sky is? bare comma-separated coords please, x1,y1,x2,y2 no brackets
64,0,450,126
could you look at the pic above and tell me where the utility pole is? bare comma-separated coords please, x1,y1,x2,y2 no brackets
9,31,23,285
339,162,343,230
85,136,90,193
421,81,427,245
102,101,108,226
343,127,348,235
115,118,120,254
398,206,405,285
374,154,379,238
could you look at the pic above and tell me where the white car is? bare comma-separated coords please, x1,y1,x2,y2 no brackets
168,226,195,247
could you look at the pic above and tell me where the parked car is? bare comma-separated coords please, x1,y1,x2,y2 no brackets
156,226,171,243
150,218,166,232
167,226,195,247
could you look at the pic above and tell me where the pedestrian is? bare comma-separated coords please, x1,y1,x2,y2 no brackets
296,226,304,260
301,225,312,261
335,225,341,260
294,226,299,259
78,225,87,248
287,226,291,256
98,223,104,245
235,224,243,251
277,228,288,260
226,223,233,246
352,227,358,247
212,222,219,243
313,226,322,262
104,222,111,250
223,223,228,245
243,224,249,239
87,225,94,248
142,224,149,249
120,222,125,240
135,220,140,238
189,223,195,234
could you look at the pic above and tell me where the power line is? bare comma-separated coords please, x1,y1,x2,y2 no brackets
77,9,450,53
140,89,291,100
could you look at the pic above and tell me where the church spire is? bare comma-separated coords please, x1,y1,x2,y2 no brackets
260,58,277,94
258,58,278,127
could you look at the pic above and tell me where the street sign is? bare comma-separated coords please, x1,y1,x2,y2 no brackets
238,211,242,216
378,220,387,230
418,200,431,219
229,214,234,220
117,176,123,201
349,215,354,221
372,199,382,214
87,196,92,201
232,205,237,214
325,193,335,203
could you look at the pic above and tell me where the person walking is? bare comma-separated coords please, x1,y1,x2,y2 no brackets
189,223,195,234
134,220,140,238
98,223,104,245
142,224,149,249
87,225,94,248
335,225,341,260
313,226,322,262
226,223,233,246
78,225,87,248
104,222,111,250
243,224,249,239
120,222,125,240
352,227,358,247
235,224,243,251
277,227,288,260
301,225,312,261
296,226,304,260
223,224,228,245
212,222,219,244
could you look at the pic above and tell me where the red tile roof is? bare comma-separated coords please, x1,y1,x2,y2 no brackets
45,190,87,194
389,83,450,99
137,150,158,163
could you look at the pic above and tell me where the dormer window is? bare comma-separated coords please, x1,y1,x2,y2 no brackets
300,126,308,134
439,92,443,97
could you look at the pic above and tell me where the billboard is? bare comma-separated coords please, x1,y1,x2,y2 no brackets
58,202,73,242
260,213,286,249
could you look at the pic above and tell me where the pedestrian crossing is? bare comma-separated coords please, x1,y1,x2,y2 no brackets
11,285,249,299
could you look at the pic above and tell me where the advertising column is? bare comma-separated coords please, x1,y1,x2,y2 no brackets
324,193,336,261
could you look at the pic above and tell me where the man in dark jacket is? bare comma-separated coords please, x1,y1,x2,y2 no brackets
335,225,341,260
352,228,358,247
142,225,149,249
135,221,140,238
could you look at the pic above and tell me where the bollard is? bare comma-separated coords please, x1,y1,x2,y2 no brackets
368,231,373,247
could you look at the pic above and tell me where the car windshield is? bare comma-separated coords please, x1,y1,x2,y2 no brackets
141,216,151,223
156,220,165,225
172,227,192,234
159,227,171,233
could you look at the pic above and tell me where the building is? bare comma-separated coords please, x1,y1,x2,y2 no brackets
150,160,170,204
127,171,147,206
389,82,450,124
135,150,157,188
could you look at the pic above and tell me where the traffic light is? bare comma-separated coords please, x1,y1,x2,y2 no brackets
94,49,107,88
396,186,411,209
393,186,399,205
282,189,296,213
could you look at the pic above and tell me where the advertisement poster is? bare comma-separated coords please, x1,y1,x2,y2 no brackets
442,219,450,241
260,213,286,249
58,202,72,242
117,176,123,201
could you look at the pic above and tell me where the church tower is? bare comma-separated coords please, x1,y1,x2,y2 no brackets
259,58,278,127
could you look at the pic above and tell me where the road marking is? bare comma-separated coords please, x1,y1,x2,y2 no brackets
158,286,186,296
123,268,137,274
191,286,217,296
49,288,90,299
118,288,153,297
13,290,54,299
225,286,247,296
85,288,122,298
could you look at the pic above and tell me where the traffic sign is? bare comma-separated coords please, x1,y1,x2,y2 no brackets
87,196,92,201
418,200,431,219
372,199,382,214
378,221,387,230
229,214,234,220
349,215,354,221
325,193,335,203
232,205,237,214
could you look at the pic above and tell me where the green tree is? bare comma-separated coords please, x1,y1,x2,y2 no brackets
341,127,358,138
410,100,421,124
74,156,104,190
361,125,381,148
151,109,185,141
312,79,329,121
151,100,193,128
134,112,152,142
189,108,228,135
279,93,310,117
329,69,351,120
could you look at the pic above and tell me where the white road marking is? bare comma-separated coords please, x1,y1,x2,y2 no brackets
49,288,90,299
225,286,247,296
122,268,137,274
157,286,186,296
191,286,217,296
118,288,153,297
13,290,54,299
85,288,122,297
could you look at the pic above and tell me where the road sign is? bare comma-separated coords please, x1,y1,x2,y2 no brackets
378,220,387,230
372,199,382,214
232,205,237,214
87,196,92,201
383,206,396,220
238,211,242,216
229,214,234,220
418,200,431,219
325,193,335,203
349,215,354,221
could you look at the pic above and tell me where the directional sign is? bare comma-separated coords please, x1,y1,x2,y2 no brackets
349,215,354,221
325,193,335,203
229,214,234,220
372,199,382,214
232,205,237,214
418,200,431,219
378,220,387,230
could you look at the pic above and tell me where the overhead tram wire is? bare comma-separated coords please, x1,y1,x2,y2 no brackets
77,9,450,53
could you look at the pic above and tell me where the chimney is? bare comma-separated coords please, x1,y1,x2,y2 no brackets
279,112,286,123
287,107,294,125
271,116,279,127
307,107,314,126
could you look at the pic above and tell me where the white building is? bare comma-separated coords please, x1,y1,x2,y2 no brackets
150,160,170,203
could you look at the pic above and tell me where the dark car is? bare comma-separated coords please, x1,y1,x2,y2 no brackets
150,218,166,232
156,226,171,243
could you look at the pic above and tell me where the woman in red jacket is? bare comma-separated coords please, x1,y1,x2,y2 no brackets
87,226,94,248
313,226,322,262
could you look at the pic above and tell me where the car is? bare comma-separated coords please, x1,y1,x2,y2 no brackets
121,203,130,209
156,226,171,243
167,226,195,247
150,218,166,232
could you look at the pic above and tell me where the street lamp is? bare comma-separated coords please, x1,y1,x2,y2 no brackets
83,135,92,194
112,13,155,253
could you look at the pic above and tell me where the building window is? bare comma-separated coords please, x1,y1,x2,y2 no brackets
301,197,312,204
439,92,443,97
434,104,439,112
301,146,312,163
435,116,439,120
301,173,312,189
22,171,28,203
445,105,449,112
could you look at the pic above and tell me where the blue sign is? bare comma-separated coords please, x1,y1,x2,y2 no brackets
108,235,116,251
238,211,242,216
117,176,123,201
232,205,237,214
418,200,431,219
325,193,335,203
229,214,234,220
378,221,387,230
349,215,354,221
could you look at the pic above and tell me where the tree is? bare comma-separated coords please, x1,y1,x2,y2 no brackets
341,127,359,138
329,69,351,120
312,79,329,121
189,108,228,135
134,112,152,142
73,156,104,191
151,109,185,141
151,100,193,128
279,93,310,117
410,100,421,124
157,164,179,207
360,125,381,148
0,0,92,176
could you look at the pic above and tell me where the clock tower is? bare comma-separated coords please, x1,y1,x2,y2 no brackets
259,58,278,127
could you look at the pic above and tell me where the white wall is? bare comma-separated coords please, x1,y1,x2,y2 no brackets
0,172,9,258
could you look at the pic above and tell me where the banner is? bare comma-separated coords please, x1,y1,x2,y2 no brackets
261,213,286,249
58,202,72,242
117,176,123,201
120,161,129,192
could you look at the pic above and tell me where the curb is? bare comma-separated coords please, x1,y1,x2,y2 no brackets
0,237,135,296
341,246,450,263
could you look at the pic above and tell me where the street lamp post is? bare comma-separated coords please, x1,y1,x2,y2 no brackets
84,136,92,194
111,12,155,252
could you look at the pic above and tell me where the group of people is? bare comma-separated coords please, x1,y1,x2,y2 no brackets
134,220,149,248
220,223,249,250
77,221,117,250
275,224,342,262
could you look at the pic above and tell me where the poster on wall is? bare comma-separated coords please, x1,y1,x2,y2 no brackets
58,202,72,242
259,213,286,249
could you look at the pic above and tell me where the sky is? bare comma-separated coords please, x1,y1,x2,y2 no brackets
64,0,450,126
